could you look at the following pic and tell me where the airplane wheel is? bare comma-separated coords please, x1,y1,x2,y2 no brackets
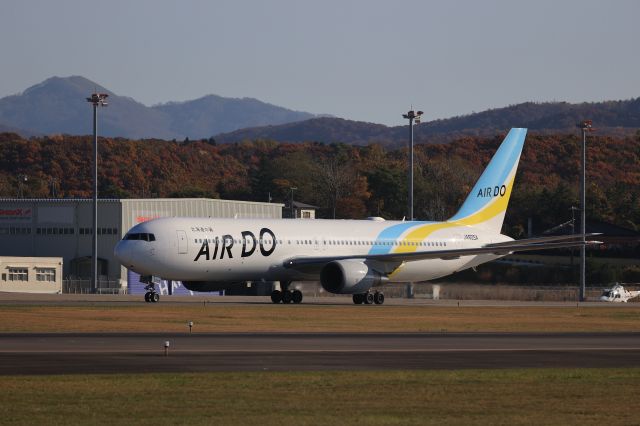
144,292,151,303
281,290,293,304
292,290,303,304
364,292,374,305
271,290,282,304
150,293,160,303
353,294,364,304
374,292,385,305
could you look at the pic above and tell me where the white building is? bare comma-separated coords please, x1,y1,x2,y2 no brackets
0,198,283,292
0,256,63,294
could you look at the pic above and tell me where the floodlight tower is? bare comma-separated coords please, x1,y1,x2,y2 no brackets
86,92,108,294
578,119,594,302
402,109,423,221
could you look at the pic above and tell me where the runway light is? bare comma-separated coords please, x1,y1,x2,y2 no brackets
188,321,193,333
164,340,170,356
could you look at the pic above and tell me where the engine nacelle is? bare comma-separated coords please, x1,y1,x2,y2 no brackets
182,281,244,292
320,260,387,294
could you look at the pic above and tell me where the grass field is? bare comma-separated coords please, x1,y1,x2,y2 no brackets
2,302,638,425
1,303,640,333
0,368,638,425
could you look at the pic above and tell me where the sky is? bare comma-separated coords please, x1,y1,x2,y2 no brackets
1,0,639,126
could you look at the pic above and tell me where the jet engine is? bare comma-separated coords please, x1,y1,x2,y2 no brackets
320,260,387,294
182,281,244,292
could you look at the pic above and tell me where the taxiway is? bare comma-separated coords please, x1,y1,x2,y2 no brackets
1,332,638,375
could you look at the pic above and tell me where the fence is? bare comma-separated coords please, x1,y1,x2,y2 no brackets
63,279,126,294
294,282,639,302
60,279,638,302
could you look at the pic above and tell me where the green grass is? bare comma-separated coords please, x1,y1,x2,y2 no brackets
0,369,638,425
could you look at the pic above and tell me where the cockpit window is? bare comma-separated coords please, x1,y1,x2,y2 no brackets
124,233,156,242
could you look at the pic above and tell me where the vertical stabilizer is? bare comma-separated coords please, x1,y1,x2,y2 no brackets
448,128,527,233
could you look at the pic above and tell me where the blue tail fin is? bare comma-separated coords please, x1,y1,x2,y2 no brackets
448,128,527,233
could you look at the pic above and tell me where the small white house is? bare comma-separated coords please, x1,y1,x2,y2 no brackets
290,201,318,219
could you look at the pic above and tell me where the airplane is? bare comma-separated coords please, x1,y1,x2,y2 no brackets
599,283,640,303
114,128,601,304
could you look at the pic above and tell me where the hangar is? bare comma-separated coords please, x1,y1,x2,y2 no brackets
0,198,283,292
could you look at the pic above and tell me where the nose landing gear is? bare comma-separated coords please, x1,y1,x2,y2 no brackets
144,289,160,303
141,276,160,303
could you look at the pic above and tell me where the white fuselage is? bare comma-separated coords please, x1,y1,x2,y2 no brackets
114,217,513,284
600,285,640,303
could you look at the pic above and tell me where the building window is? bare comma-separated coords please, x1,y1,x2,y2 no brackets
36,268,56,282
8,267,28,281
302,211,311,219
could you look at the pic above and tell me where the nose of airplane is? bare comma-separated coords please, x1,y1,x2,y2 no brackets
114,240,134,267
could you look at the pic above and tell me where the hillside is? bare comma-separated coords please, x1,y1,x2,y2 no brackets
0,132,638,235
0,76,318,139
215,117,394,145
216,99,640,146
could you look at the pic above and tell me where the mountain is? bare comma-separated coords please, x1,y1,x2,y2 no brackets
1,76,638,144
0,76,175,139
216,99,640,146
154,95,316,137
0,76,319,139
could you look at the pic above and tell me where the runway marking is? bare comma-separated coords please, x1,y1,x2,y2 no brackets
1,347,639,354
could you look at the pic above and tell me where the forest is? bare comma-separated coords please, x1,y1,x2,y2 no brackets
0,131,639,238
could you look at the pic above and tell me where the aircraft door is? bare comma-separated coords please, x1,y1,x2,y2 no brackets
452,234,463,249
177,230,188,254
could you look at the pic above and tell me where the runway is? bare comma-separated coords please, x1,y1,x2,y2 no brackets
1,332,639,375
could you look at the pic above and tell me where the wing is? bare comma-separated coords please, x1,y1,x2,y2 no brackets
283,233,602,269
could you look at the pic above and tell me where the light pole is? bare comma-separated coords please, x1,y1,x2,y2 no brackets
578,120,594,302
402,109,423,221
86,92,108,294
49,177,59,198
570,205,579,270
17,174,28,198
289,187,298,219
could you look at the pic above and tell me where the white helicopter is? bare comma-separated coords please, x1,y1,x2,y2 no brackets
599,283,640,303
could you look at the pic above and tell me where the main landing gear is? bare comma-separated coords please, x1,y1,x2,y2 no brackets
352,291,385,305
271,281,303,304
